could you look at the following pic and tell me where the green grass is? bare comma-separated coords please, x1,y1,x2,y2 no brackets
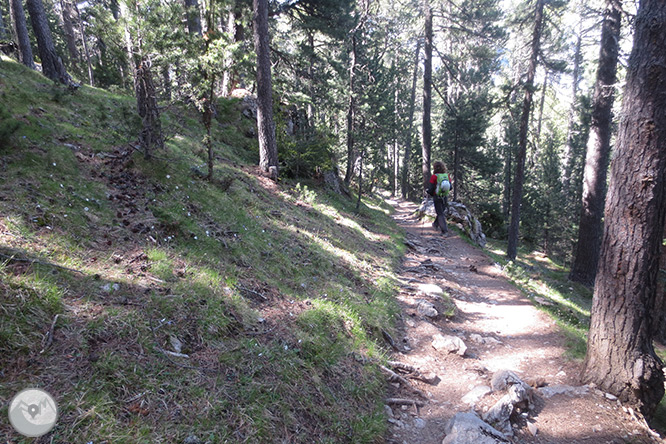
0,55,399,443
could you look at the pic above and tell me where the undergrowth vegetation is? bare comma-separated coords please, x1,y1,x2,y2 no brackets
0,56,401,443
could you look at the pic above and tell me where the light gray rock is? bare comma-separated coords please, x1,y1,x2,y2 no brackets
432,334,467,356
413,417,427,429
183,436,201,444
462,385,492,405
418,200,487,248
442,412,509,444
491,370,524,391
484,383,530,435
417,283,445,296
417,300,439,318
538,384,590,399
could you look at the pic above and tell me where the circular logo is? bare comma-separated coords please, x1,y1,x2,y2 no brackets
8,388,58,437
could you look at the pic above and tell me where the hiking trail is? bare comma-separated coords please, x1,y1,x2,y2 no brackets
384,198,660,444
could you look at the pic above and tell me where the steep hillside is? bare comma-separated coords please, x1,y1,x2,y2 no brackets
0,56,404,443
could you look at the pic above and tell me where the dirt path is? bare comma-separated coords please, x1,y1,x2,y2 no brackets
385,199,660,444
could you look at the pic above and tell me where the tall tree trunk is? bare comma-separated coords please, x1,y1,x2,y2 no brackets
59,0,79,70
421,3,433,190
569,0,622,286
0,6,7,39
253,0,278,177
135,57,164,159
562,30,583,194
307,30,315,126
74,1,94,86
507,0,545,261
343,31,357,185
9,0,35,69
26,0,72,85
121,1,162,159
393,86,399,197
401,39,420,200
453,130,459,202
185,0,202,36
582,0,666,418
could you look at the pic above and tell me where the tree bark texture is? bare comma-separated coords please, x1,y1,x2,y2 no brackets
582,0,666,418
421,4,432,190
135,57,164,159
9,0,35,69
343,32,357,185
652,223,666,344
562,31,583,194
253,0,278,176
59,0,79,69
569,0,621,286
507,0,544,260
74,1,94,86
401,39,420,200
185,0,202,36
26,0,71,85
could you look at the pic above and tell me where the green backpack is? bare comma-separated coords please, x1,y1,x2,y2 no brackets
435,173,451,197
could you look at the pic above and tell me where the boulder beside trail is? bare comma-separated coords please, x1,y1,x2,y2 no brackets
442,411,509,444
417,199,486,247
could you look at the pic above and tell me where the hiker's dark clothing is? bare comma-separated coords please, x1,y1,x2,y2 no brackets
427,174,448,234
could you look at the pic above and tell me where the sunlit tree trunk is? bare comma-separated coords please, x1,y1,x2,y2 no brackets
343,31,357,185
73,1,94,86
253,0,278,177
583,0,666,418
401,39,420,199
569,0,622,286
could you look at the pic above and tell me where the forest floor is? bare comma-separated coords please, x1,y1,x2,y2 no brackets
384,198,663,444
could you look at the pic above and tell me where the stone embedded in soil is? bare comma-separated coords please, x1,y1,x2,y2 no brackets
462,385,492,405
538,384,590,399
432,334,467,356
417,282,445,296
442,411,509,444
417,299,439,318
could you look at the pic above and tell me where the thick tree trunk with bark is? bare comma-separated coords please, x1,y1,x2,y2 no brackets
401,40,420,200
652,223,666,344
253,0,278,177
26,0,72,85
421,4,432,190
582,0,666,418
569,0,621,286
135,57,164,159
507,0,544,261
9,0,35,69
184,0,202,36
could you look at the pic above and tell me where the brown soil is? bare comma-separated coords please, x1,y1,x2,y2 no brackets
385,199,663,444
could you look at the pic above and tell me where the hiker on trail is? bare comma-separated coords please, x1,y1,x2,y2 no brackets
426,161,451,235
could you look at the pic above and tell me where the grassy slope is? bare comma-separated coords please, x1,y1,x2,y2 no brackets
0,56,404,443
